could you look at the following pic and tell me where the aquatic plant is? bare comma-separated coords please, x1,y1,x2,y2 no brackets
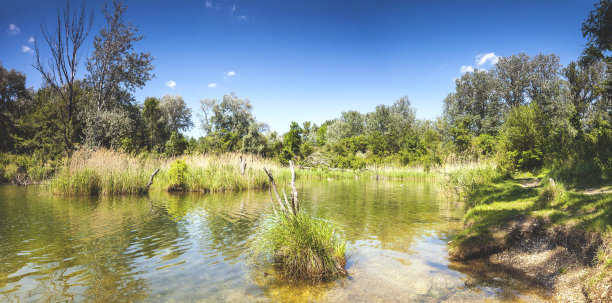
252,211,347,279
249,161,348,280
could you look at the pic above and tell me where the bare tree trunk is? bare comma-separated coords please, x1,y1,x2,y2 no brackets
263,160,299,216
33,1,93,155
239,156,247,175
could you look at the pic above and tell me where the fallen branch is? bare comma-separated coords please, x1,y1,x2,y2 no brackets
146,168,160,191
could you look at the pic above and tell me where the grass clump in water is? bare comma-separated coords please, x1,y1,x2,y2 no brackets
249,161,348,280
251,212,347,280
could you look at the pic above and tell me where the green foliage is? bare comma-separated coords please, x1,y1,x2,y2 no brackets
473,133,497,156
279,121,302,164
167,159,188,190
498,104,544,172
315,124,327,146
165,132,188,156
142,96,169,151
0,63,29,152
250,212,347,280
450,118,473,153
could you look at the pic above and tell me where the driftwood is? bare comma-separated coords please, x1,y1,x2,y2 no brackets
146,168,160,191
263,160,299,216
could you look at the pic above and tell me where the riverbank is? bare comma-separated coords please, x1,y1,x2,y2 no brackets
448,172,612,302
43,149,439,196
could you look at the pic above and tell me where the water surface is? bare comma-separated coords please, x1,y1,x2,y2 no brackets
0,181,549,302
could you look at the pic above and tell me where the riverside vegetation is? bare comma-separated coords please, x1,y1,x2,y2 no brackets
0,0,611,298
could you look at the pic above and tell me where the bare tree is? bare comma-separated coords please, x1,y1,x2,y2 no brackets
34,1,93,155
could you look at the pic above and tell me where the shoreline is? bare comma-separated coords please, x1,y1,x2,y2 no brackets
448,176,612,302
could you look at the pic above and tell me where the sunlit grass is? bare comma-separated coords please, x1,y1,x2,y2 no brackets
48,149,451,196
249,211,347,280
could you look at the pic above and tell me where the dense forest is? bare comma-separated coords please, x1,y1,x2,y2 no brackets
0,0,610,184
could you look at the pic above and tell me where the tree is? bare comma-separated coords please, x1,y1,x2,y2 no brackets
160,95,193,134
581,0,612,62
280,122,302,164
86,0,154,111
12,87,65,160
165,132,188,156
34,1,93,155
581,0,612,120
443,70,504,136
564,60,607,136
200,93,255,137
142,97,167,150
0,64,30,151
491,53,532,108
498,104,545,172
315,124,328,146
242,123,268,155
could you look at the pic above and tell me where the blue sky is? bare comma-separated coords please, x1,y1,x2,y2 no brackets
0,0,598,136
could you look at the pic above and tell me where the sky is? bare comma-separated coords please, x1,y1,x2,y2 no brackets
0,0,599,137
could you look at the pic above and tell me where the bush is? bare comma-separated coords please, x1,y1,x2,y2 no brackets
498,104,545,172
168,159,188,190
3,163,19,183
250,212,347,280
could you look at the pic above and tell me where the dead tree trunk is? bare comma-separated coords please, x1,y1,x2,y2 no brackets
239,156,247,175
142,168,160,193
263,160,299,216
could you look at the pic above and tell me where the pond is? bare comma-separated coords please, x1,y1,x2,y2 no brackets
0,180,550,302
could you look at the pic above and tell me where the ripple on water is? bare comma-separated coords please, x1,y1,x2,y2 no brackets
0,182,551,302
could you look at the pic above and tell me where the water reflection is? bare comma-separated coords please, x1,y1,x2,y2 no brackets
0,181,549,302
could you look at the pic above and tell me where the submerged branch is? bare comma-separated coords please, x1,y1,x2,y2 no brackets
146,168,160,191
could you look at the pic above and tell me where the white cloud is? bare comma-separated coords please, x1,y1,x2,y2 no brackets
204,0,212,8
21,46,33,54
476,52,499,66
225,71,235,77
8,24,20,35
165,80,176,88
208,83,217,88
28,37,34,43
231,4,236,13
460,65,474,73
237,15,247,21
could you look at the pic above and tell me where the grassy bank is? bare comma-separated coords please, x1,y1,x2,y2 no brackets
447,168,612,301
46,149,438,196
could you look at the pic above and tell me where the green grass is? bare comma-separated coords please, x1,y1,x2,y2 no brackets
49,167,153,195
249,211,347,280
45,149,444,196
448,166,612,288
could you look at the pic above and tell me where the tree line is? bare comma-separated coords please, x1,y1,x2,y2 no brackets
0,0,610,182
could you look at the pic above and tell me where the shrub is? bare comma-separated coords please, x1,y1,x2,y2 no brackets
168,159,188,190
3,163,19,182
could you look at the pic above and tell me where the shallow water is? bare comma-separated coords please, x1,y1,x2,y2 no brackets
0,180,550,302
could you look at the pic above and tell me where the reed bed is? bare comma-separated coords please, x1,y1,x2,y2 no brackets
48,149,465,196
49,149,159,196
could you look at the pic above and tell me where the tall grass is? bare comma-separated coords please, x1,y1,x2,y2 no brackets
49,149,157,195
438,161,504,198
249,211,347,280
48,149,454,196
